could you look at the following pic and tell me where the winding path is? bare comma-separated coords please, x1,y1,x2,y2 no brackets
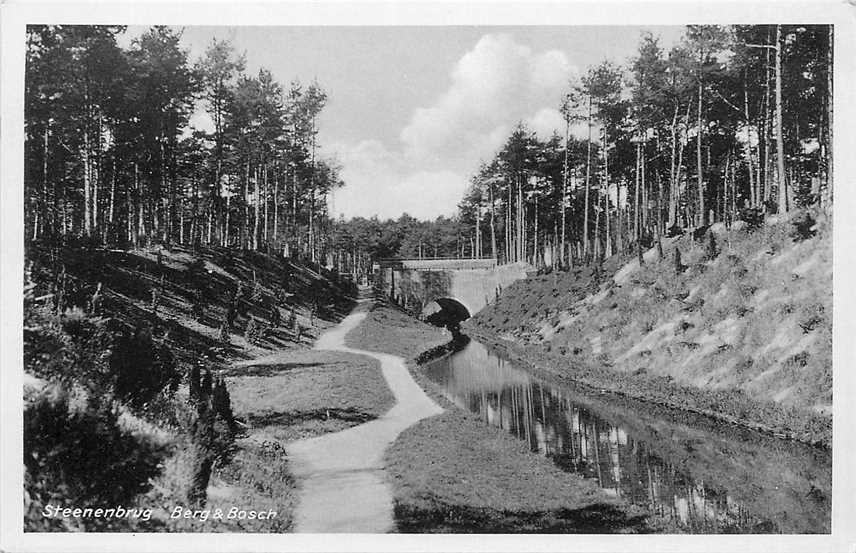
285,309,443,533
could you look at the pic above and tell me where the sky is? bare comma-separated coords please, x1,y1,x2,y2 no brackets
122,25,686,221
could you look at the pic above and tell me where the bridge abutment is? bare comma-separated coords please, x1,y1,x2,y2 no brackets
375,258,529,317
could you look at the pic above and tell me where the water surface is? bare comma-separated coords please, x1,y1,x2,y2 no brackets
422,338,831,533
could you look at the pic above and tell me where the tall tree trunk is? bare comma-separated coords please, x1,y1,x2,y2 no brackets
604,130,611,258
225,189,231,247
273,165,279,249
213,158,221,246
475,206,481,257
762,30,772,211
244,162,250,249
583,95,592,259
506,181,512,263
253,165,260,250
775,25,788,214
291,165,297,251
126,163,134,246
42,124,49,240
192,176,199,246
668,102,679,228
83,121,92,237
534,195,539,268
635,140,641,243
93,114,102,239
743,71,757,208
136,164,144,246
108,155,116,226
309,118,317,262
561,116,570,266
641,143,648,231
724,151,731,226
825,25,833,206
697,78,705,226
656,157,663,238
263,163,269,246
489,179,497,261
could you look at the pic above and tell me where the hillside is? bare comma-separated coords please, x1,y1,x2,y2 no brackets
467,209,832,445
23,243,358,531
26,244,356,365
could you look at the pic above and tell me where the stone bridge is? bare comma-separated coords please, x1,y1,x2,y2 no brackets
374,258,530,320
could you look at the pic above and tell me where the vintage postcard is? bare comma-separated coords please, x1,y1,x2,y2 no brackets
1,1,854,552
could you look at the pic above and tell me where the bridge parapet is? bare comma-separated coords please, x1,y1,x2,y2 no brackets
377,258,497,271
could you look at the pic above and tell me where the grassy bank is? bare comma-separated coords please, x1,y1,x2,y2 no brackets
344,300,450,358
467,210,831,447
225,349,395,442
24,243,364,531
345,304,651,533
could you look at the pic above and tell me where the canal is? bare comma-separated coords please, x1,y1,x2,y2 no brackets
421,337,831,534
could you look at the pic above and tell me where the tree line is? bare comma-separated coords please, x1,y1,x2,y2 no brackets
327,214,474,278
457,25,832,267
25,25,342,261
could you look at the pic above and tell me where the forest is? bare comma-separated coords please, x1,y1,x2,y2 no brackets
456,25,833,267
24,25,833,271
26,25,340,262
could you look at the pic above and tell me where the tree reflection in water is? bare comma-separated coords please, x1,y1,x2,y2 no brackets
422,339,831,534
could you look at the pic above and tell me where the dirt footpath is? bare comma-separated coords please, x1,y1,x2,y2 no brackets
285,308,443,533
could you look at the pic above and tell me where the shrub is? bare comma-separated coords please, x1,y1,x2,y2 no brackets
25,300,179,415
184,369,236,507
25,306,115,394
705,232,718,260
739,207,764,231
24,388,162,531
245,318,258,344
269,305,281,327
111,325,180,409
191,290,205,323
790,212,817,242
674,248,686,274
187,258,206,280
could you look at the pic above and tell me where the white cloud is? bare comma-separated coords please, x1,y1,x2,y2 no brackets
326,140,467,221
330,34,581,221
400,33,578,171
526,108,565,140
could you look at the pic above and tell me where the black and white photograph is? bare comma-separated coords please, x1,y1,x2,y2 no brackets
1,2,854,552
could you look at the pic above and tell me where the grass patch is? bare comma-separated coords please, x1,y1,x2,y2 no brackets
386,411,649,533
226,349,396,441
344,303,448,358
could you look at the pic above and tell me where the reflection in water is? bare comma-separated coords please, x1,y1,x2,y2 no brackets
422,339,831,534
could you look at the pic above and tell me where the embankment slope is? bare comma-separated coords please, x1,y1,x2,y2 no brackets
467,211,831,445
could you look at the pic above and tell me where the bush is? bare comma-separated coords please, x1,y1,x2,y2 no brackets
110,325,180,409
245,318,261,344
25,306,116,394
25,302,179,414
185,369,236,506
739,207,764,231
705,232,718,260
24,388,163,531
187,258,206,280
790,212,817,242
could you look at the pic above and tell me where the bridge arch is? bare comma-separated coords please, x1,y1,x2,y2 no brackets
422,297,472,321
